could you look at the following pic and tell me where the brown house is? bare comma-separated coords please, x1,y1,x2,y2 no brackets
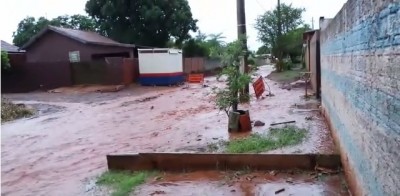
1,40,25,54
21,26,136,62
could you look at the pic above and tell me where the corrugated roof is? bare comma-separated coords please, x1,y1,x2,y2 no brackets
1,40,24,53
21,26,135,49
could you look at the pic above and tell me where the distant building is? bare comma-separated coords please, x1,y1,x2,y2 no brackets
1,40,25,54
21,26,137,63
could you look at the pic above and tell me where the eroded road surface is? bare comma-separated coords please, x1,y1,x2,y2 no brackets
135,170,349,196
1,65,336,195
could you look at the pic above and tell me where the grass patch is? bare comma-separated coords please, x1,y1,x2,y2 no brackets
96,171,157,196
1,98,34,122
225,126,307,153
267,68,307,83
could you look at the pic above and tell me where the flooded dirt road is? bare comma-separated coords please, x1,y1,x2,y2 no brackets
135,170,349,196
2,65,336,195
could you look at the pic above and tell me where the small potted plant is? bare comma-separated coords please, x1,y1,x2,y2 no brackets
215,38,251,132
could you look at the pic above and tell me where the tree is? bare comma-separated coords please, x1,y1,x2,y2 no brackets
256,45,270,55
195,30,207,42
13,15,98,47
208,33,226,46
1,51,10,71
85,0,198,47
67,15,98,31
281,25,310,63
206,33,226,59
255,3,305,71
13,17,50,47
181,31,227,59
182,38,209,57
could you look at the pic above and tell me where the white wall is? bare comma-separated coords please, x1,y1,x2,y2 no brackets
138,49,183,74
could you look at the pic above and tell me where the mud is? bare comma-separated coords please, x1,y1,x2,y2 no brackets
48,85,125,93
134,170,349,196
4,84,176,104
2,65,336,195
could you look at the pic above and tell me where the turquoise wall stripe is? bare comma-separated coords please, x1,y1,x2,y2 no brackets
322,95,384,195
322,68,400,135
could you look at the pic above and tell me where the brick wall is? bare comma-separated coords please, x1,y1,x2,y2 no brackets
320,0,400,195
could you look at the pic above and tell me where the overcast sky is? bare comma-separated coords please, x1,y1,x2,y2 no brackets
0,0,347,50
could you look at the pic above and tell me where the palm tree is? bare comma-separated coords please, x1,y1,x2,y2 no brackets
195,30,207,42
207,33,226,58
208,33,226,45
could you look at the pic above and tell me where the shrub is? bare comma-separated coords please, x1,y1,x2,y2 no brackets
1,99,34,122
1,51,10,71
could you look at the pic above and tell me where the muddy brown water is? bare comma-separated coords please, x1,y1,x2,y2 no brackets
134,170,349,196
2,65,336,195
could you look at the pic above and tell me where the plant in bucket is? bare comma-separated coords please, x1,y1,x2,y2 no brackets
214,37,252,132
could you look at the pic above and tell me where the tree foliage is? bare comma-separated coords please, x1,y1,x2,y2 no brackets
1,51,10,71
12,15,98,47
85,0,198,47
256,45,270,55
281,25,310,63
182,31,226,58
255,3,304,47
255,3,305,71
182,39,209,57
215,37,251,114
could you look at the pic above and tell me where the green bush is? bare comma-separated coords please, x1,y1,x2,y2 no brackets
1,99,34,122
97,171,158,196
247,58,255,66
283,58,293,70
1,51,10,70
215,37,251,114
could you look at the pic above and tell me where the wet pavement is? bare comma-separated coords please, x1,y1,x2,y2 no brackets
2,65,336,195
134,170,349,196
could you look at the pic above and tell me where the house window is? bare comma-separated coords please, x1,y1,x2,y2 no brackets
69,51,80,63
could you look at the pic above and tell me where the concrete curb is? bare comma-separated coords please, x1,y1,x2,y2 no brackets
107,153,341,171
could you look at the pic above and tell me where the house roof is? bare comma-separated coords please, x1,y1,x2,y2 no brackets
21,26,135,49
303,29,318,41
1,40,25,53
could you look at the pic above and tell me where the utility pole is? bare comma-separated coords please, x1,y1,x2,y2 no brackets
237,0,249,94
276,0,283,71
311,17,314,29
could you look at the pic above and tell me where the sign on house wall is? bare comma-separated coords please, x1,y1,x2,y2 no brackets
69,51,80,63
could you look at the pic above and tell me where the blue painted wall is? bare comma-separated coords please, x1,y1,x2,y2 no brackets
320,0,400,195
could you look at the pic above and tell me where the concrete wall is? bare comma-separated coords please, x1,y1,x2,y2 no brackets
204,59,222,71
2,61,72,92
183,57,204,74
320,0,400,195
310,31,319,94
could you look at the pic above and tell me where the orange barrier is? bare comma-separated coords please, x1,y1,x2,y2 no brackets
187,73,204,84
252,76,265,99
